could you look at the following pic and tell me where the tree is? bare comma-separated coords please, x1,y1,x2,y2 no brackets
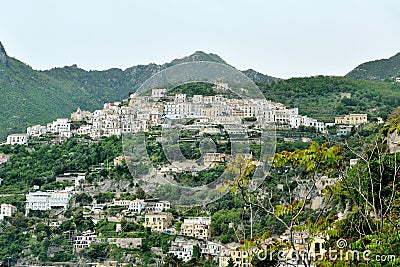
311,117,400,266
83,243,109,261
227,258,235,267
73,211,94,232
162,254,183,267
221,142,342,267
75,193,93,206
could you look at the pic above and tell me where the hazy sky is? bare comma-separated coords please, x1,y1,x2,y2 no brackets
1,0,399,78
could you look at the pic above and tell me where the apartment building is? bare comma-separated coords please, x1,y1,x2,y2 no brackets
128,199,146,214
200,241,223,260
47,118,71,133
181,217,211,240
152,88,167,99
25,191,72,215
335,114,367,125
219,247,251,267
175,94,187,103
337,125,353,135
74,231,97,251
143,212,173,232
26,125,47,137
168,238,196,262
145,199,171,213
6,134,28,145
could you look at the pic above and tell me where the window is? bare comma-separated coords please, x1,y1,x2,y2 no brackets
315,243,321,253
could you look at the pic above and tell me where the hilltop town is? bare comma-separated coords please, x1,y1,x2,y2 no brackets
6,83,370,147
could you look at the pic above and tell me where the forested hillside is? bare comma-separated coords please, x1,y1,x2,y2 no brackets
0,57,99,140
346,52,400,80
259,76,400,122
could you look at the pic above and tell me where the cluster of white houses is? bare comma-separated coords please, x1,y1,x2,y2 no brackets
166,229,327,267
0,193,330,267
4,87,373,145
5,87,335,145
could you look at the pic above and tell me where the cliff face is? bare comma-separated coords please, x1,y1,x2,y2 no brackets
0,41,8,65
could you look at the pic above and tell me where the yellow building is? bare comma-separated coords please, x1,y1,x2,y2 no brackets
219,247,251,267
335,114,367,125
203,153,227,167
144,212,173,232
181,217,211,240
279,230,327,264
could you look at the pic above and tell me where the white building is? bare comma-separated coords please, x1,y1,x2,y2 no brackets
201,241,223,259
6,134,28,145
152,88,167,99
275,108,298,125
128,199,146,214
76,125,93,135
0,204,17,221
74,231,97,251
183,217,211,225
27,125,47,137
47,118,71,134
111,199,131,207
302,116,325,132
145,199,171,213
215,82,229,91
71,107,92,121
25,191,72,215
174,94,187,103
168,238,196,262
192,95,204,104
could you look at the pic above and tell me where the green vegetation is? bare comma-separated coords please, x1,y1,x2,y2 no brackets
173,165,224,187
220,116,400,266
1,117,399,265
166,51,227,67
258,75,400,122
346,52,400,80
167,82,223,97
0,136,122,193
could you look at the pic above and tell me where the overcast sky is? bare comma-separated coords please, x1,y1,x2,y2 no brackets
1,0,399,78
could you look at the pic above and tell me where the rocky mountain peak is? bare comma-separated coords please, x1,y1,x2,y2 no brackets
0,41,8,66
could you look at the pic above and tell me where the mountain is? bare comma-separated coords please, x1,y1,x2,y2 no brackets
0,41,8,65
346,52,400,81
166,51,228,66
242,69,279,84
0,57,99,140
0,45,278,141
